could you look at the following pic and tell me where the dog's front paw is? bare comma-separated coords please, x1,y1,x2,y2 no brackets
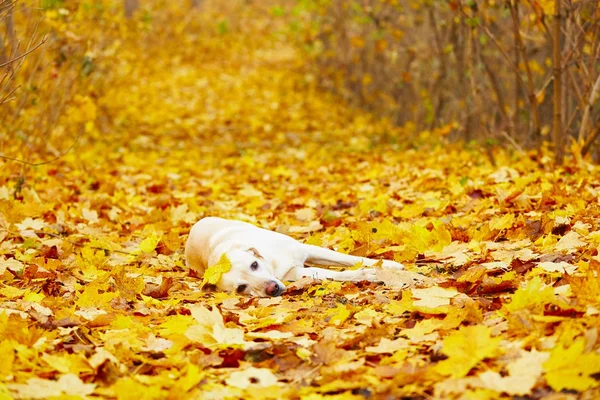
353,268,378,282
381,260,405,270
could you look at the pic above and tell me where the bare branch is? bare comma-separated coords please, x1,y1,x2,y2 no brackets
577,73,600,142
0,132,82,166
0,35,47,68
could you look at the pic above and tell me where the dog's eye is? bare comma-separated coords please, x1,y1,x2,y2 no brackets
236,284,247,294
250,261,259,271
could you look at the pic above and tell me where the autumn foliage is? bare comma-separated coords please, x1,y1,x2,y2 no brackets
1,1,600,399
299,0,600,161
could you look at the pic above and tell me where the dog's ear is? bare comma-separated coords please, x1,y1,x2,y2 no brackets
246,247,264,259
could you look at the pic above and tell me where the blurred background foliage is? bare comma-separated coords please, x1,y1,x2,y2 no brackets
1,0,599,164
291,0,600,162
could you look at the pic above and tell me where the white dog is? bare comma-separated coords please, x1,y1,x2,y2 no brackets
185,217,404,297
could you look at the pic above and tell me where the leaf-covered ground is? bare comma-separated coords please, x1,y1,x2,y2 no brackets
1,3,600,399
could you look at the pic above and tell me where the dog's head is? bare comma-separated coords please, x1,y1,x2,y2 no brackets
216,245,286,297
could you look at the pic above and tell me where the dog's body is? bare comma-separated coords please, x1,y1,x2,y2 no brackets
185,217,404,297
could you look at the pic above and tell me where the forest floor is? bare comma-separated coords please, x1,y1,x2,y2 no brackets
1,3,600,399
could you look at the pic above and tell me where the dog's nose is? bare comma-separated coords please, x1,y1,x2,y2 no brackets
265,281,283,297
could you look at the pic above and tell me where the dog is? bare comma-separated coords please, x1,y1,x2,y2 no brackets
185,217,405,297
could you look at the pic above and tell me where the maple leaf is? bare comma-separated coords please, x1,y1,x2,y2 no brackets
0,340,16,378
366,337,410,354
555,231,586,253
76,281,118,308
202,253,232,287
159,315,196,337
503,276,555,314
543,338,600,391
15,218,46,232
476,350,549,395
177,364,204,393
537,261,577,274
326,303,351,326
82,208,99,224
139,232,162,253
7,374,95,399
435,325,501,378
185,305,248,348
411,286,459,308
110,378,165,400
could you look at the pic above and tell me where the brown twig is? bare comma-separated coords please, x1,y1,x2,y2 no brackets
0,35,47,68
458,6,530,114
577,73,600,143
0,130,82,166
581,126,600,156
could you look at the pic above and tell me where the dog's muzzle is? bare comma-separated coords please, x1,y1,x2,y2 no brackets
265,281,285,297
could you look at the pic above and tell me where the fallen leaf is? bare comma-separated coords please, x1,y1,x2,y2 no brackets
8,374,95,399
202,253,232,287
435,325,501,378
411,286,459,308
543,338,600,391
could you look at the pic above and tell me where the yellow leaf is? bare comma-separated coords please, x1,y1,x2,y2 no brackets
403,308,466,341
41,354,72,374
202,253,232,287
543,338,600,391
178,364,204,392
503,276,554,314
0,340,15,378
23,290,44,303
0,286,25,300
411,286,459,308
7,374,95,399
488,214,515,231
365,337,409,354
536,261,577,274
477,350,549,395
555,231,586,253
139,232,162,253
184,305,248,348
82,208,99,224
353,307,380,325
435,325,501,378
111,378,165,400
76,282,118,308
159,315,196,337
0,384,11,400
15,217,47,232
398,203,426,219
326,303,350,326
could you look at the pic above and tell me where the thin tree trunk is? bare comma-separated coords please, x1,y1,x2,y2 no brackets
427,6,448,130
124,0,139,19
481,51,510,132
512,1,521,139
1,2,15,65
577,74,600,144
508,0,541,142
562,16,570,142
553,0,564,163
